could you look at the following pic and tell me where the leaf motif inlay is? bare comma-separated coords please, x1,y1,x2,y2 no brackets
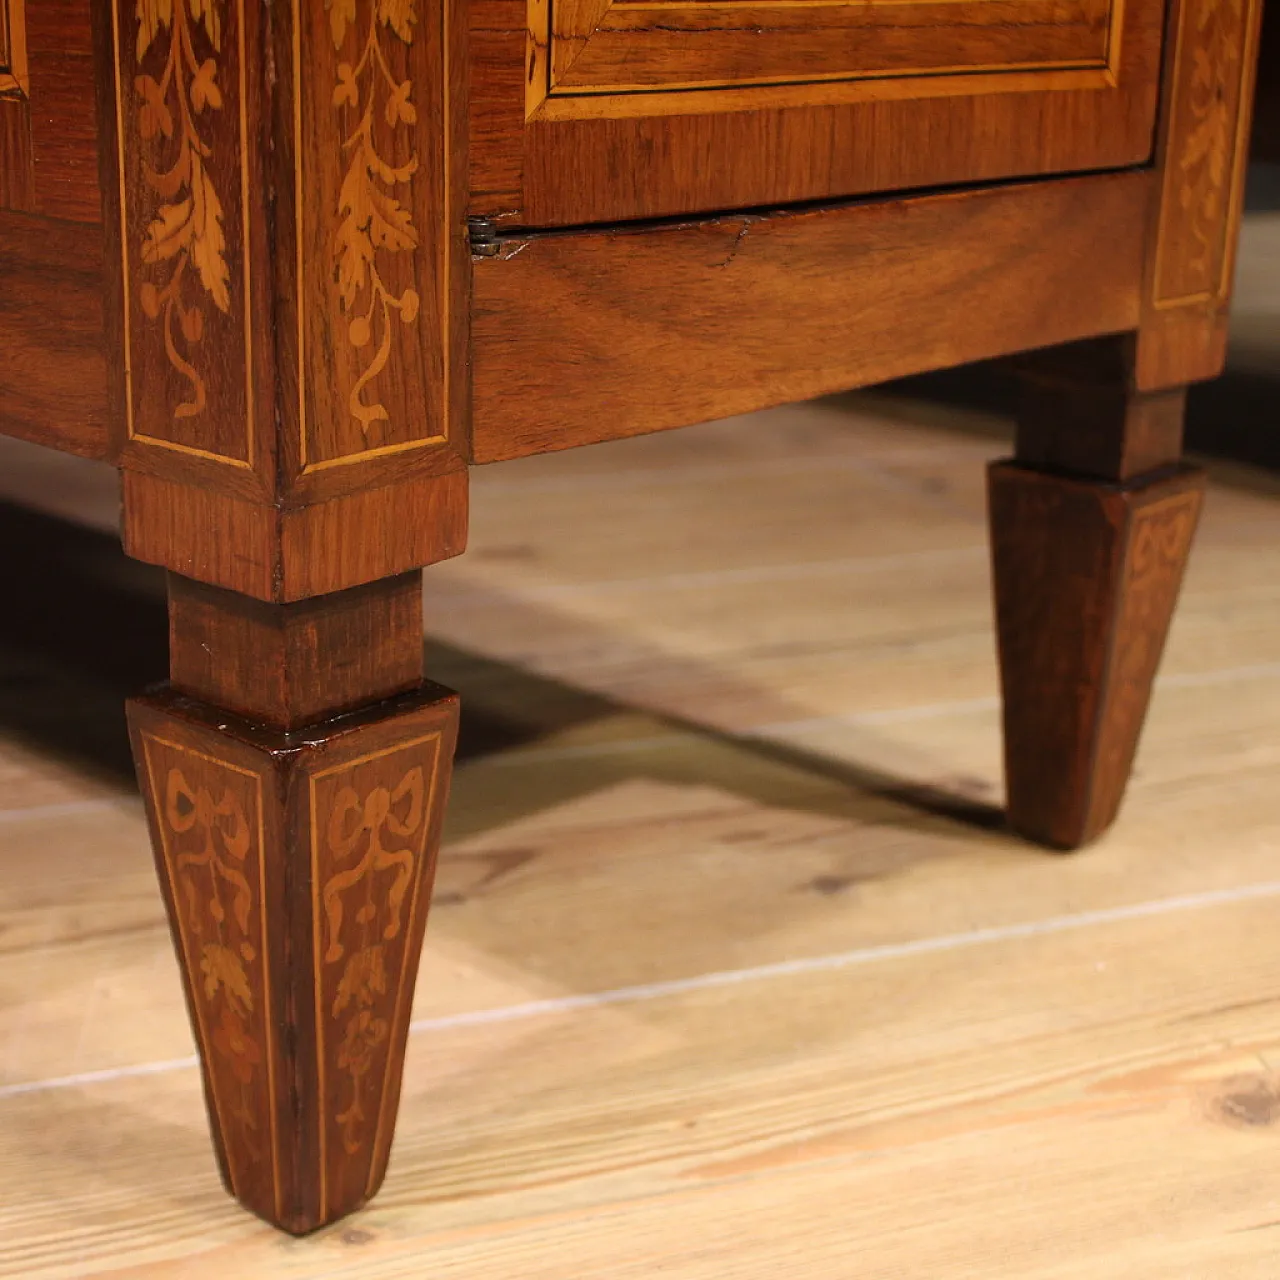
327,0,421,433
1174,0,1247,286
163,764,263,1151
321,765,425,1153
133,0,230,420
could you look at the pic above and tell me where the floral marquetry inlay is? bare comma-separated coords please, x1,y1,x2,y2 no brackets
129,690,459,1230
139,736,279,1212
327,0,422,434
315,759,431,1157
133,0,231,420
1153,0,1258,307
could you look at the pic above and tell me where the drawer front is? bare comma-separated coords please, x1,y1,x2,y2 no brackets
551,0,1115,94
471,0,1167,225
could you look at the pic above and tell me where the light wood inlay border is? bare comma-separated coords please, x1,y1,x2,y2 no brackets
532,0,1122,107
140,733,282,1222
294,0,452,476
1135,0,1263,389
307,732,445,1221
1150,0,1260,310
110,0,255,470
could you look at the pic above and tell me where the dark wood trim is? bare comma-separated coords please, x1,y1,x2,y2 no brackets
122,467,469,603
990,460,1204,848
469,0,1164,226
168,572,426,729
470,171,1150,463
1014,336,1186,480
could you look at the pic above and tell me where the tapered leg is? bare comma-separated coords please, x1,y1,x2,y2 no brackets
128,573,458,1233
989,339,1205,849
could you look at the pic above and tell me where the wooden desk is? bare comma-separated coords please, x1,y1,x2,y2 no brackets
0,0,1263,1234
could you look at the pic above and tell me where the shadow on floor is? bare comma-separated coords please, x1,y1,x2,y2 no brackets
885,163,1280,472
884,358,1280,475
0,498,1004,844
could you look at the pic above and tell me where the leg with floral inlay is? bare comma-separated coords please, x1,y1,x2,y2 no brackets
989,338,1205,850
128,572,458,1234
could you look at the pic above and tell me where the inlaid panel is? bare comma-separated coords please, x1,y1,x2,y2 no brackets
549,0,1116,96
307,732,448,1220
295,0,452,474
129,686,460,1232
112,0,253,467
1136,0,1264,389
470,0,1165,225
108,0,466,504
136,732,281,1217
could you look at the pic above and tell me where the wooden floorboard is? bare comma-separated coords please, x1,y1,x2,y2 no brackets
2,308,1280,1269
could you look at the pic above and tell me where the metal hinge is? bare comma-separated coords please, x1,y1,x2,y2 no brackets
468,217,502,259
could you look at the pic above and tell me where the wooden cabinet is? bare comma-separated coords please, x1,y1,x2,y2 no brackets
0,0,1266,1239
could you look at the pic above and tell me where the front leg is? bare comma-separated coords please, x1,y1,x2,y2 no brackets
96,0,469,1230
991,0,1261,848
989,338,1205,849
129,573,458,1234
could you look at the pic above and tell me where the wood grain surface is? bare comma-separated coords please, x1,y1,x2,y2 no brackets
1014,337,1188,481
470,0,1162,224
168,573,427,730
0,0,101,222
121,467,469,603
129,684,460,1233
990,462,1205,848
0,211,110,458
471,173,1148,462
549,0,1113,94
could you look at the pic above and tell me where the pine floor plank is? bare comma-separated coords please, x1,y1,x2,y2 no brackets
3,896,1280,1277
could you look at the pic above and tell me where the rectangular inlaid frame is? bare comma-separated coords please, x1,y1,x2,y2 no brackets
108,0,257,472
291,0,453,478
470,0,1164,226
525,0,1130,115
106,0,466,504
306,731,447,1225
1136,0,1263,390
1149,0,1262,310
137,732,284,1223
